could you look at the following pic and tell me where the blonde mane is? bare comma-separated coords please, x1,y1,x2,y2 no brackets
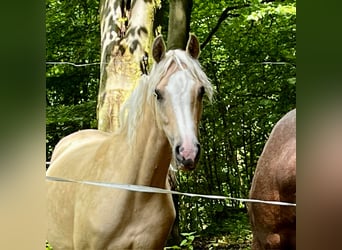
117,49,213,144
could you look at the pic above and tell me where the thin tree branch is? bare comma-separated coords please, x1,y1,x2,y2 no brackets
200,4,249,50
200,0,278,50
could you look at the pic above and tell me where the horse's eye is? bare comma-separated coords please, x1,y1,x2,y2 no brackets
198,86,205,98
154,89,163,100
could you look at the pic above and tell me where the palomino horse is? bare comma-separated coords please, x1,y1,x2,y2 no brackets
248,109,296,249
46,34,213,250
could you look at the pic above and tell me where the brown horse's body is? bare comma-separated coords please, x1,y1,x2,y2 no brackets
46,35,213,250
248,109,296,249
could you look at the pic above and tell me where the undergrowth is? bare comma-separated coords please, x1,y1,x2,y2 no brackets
166,211,252,249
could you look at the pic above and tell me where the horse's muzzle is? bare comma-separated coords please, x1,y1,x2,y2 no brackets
175,143,201,170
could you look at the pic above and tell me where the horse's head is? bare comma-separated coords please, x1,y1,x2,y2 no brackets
150,34,212,171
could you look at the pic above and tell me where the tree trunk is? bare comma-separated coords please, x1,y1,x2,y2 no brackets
98,0,158,131
167,0,193,50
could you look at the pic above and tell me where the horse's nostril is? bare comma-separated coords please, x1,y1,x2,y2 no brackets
175,144,184,154
175,145,181,154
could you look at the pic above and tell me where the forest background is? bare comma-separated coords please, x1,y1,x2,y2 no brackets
46,0,296,248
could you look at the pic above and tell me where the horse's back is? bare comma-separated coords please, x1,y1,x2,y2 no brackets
49,129,109,162
249,109,296,249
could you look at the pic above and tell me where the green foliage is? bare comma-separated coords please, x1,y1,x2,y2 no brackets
175,0,296,236
165,212,252,249
180,232,198,249
46,0,100,160
165,232,198,250
46,241,53,250
46,101,97,159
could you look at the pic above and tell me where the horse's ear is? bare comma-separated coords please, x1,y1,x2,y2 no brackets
152,35,166,63
186,34,200,59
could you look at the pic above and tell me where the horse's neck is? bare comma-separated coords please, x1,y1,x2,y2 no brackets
127,106,172,188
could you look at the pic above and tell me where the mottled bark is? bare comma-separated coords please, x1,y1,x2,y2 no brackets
98,0,157,131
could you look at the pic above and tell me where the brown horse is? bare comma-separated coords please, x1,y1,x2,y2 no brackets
46,34,213,250
248,109,296,249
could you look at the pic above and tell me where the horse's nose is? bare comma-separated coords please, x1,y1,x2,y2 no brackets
175,142,200,170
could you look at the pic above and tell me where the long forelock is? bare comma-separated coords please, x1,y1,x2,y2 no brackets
117,49,213,144
148,50,213,101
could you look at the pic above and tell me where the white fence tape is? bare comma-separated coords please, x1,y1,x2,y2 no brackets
46,176,296,207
